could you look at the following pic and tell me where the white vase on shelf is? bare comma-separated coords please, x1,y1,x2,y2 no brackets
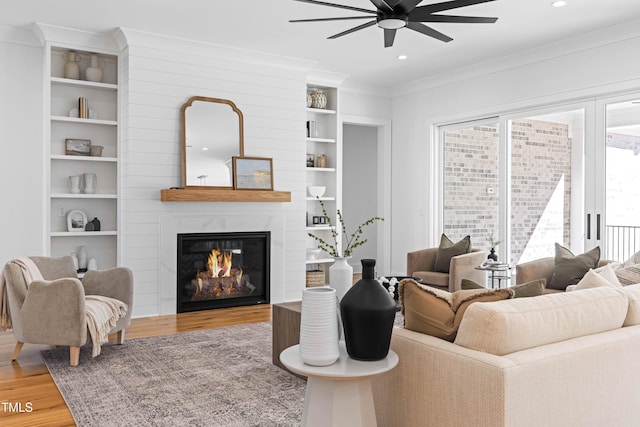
329,257,353,301
63,52,81,80
85,54,104,82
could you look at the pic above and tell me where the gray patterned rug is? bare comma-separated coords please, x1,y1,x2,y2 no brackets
42,322,306,427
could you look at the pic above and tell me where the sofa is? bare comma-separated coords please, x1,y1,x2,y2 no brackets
516,257,612,292
371,283,640,427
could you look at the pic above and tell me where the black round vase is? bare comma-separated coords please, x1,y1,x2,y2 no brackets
488,248,498,261
340,259,397,361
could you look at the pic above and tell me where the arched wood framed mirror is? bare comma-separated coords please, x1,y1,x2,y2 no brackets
181,96,244,188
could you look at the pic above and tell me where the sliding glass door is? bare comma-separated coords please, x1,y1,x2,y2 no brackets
507,108,586,265
440,95,640,266
595,95,640,262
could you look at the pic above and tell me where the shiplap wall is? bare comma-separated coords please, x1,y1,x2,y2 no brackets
116,30,310,316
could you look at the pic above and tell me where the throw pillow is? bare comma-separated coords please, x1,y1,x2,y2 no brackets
461,278,546,298
571,268,622,291
548,244,600,290
399,279,514,342
623,250,640,268
614,263,640,286
433,234,471,274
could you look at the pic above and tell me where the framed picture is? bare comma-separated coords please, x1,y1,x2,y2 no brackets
65,138,91,156
67,209,88,232
232,156,274,190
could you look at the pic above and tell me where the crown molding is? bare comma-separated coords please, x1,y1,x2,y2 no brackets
114,27,317,74
32,23,119,52
0,24,41,46
392,18,640,98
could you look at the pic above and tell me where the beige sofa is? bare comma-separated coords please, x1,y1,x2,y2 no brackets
372,285,640,427
515,257,612,292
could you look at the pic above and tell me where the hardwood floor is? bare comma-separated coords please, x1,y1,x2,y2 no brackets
0,304,272,427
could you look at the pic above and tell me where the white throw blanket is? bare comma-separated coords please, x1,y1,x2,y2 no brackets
0,257,43,330
85,295,128,357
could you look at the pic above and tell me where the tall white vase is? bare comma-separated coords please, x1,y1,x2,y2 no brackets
299,287,340,366
329,257,353,301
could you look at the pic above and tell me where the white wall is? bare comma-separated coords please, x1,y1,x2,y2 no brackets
0,32,45,265
390,25,640,275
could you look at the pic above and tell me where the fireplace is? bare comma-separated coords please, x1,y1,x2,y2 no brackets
177,231,270,313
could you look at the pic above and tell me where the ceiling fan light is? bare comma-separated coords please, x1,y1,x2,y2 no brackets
377,18,406,30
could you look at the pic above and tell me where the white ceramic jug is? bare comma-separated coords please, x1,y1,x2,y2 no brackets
68,175,81,194
82,173,97,194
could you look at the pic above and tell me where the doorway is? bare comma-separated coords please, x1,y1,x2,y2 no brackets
341,116,391,275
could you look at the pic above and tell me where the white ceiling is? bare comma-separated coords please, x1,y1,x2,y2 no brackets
1,0,640,89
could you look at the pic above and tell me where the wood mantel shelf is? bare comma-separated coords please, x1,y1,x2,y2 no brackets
160,188,291,202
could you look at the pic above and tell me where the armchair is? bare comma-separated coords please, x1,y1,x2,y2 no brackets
3,256,133,366
407,248,488,292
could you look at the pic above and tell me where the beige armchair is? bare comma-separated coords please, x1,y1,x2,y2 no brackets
407,248,488,292
3,256,133,366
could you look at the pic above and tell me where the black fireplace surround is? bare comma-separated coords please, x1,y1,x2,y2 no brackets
177,231,270,313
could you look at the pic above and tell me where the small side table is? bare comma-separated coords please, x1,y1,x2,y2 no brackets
474,263,512,289
280,342,398,427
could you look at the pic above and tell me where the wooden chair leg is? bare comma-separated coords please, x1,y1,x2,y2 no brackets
116,329,125,345
70,346,80,366
11,342,24,361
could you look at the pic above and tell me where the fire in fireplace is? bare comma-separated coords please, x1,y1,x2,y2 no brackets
177,232,270,313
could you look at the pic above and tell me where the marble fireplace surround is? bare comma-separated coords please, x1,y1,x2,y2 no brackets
159,213,285,315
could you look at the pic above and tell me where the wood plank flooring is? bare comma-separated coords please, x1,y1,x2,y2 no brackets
0,304,272,427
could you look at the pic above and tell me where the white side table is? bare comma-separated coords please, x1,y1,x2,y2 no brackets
280,341,398,427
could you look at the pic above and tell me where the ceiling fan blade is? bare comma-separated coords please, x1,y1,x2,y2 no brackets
412,0,496,15
290,16,377,23
412,14,497,23
293,0,377,15
328,20,377,39
406,21,453,42
370,0,394,12
384,28,397,47
393,0,424,14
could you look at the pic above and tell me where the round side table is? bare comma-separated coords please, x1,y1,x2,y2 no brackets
280,341,398,427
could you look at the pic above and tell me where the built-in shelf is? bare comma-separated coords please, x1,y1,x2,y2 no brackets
307,137,336,143
160,188,291,202
306,258,334,265
51,154,117,162
306,196,335,201
306,226,336,231
50,231,118,237
51,193,117,199
51,77,117,90
306,167,336,172
51,116,117,126
306,107,336,115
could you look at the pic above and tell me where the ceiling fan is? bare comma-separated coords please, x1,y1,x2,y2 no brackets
290,0,498,48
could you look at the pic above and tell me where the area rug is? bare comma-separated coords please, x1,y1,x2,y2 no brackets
42,322,306,427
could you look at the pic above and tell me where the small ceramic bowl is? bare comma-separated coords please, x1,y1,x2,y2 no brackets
306,248,321,260
307,185,326,198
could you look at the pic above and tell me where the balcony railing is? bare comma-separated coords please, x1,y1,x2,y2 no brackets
605,225,640,262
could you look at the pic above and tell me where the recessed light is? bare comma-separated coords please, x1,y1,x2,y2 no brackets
202,147,209,151
397,54,408,60
551,1,567,7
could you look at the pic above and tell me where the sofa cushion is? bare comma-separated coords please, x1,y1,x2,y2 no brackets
461,278,546,298
433,234,470,274
454,287,628,356
614,263,640,286
399,279,513,342
548,244,600,290
623,284,640,326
